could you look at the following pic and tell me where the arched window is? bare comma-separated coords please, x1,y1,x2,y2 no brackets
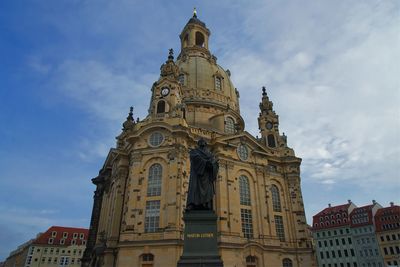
239,175,251,206
271,185,281,212
147,164,162,196
225,117,235,134
215,77,222,90
246,255,257,267
239,175,253,238
267,134,276,147
195,31,205,47
282,258,293,267
156,101,165,114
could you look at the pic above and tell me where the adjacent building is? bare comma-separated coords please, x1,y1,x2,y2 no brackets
3,226,88,267
313,202,399,267
4,238,35,267
81,12,316,267
312,201,358,267
349,201,384,267
375,203,400,267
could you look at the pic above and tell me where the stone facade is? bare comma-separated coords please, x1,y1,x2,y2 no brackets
82,13,316,267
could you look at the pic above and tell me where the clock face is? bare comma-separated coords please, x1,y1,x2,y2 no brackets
161,87,170,96
266,122,273,130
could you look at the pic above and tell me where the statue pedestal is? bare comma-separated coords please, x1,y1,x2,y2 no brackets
177,210,223,267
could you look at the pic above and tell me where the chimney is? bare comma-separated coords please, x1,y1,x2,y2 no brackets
372,200,376,205
390,202,394,207
348,199,351,204
328,203,331,208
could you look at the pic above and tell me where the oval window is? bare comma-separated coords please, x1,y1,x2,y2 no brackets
149,132,164,147
237,144,248,161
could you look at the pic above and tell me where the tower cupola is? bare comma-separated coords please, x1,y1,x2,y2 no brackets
179,9,211,54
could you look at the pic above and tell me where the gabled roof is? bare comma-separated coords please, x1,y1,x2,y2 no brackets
33,226,88,246
215,131,273,155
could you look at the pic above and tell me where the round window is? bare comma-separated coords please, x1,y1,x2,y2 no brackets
149,132,164,147
237,144,248,161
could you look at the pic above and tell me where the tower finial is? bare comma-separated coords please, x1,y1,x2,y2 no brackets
262,86,267,96
168,48,174,60
193,7,197,18
127,106,134,121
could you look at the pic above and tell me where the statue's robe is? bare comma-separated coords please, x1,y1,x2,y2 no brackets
187,147,219,208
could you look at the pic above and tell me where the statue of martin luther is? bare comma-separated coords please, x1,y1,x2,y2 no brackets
186,138,219,211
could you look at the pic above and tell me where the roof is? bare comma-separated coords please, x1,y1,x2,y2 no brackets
349,204,374,227
374,204,400,232
186,15,206,28
312,203,353,231
33,226,89,246
314,203,351,217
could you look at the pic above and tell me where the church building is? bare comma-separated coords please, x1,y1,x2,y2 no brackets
81,12,316,267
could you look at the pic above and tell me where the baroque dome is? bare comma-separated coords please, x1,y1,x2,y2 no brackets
176,54,239,113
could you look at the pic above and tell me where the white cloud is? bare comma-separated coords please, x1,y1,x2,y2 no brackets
53,60,154,122
221,1,400,193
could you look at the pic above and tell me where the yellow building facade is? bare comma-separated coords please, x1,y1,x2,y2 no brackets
82,13,316,267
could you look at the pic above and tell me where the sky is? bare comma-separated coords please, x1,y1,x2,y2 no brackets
0,0,399,261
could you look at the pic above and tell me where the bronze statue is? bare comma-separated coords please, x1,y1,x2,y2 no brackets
186,139,219,211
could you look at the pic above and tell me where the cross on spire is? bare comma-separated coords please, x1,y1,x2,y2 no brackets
193,7,197,18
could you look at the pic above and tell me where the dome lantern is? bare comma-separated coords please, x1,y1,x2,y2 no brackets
179,10,211,53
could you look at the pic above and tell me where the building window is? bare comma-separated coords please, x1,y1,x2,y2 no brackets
149,132,164,147
145,200,160,233
73,233,78,239
239,175,251,206
79,233,84,239
178,74,185,85
225,117,235,134
142,253,154,262
195,31,205,47
241,208,253,238
62,232,68,238
271,185,281,212
141,253,154,267
60,256,70,266
71,240,76,245
237,144,249,161
48,238,54,244
275,215,285,241
246,255,257,267
215,76,222,90
267,134,276,147
26,255,32,265
147,163,162,196
51,231,57,237
60,239,65,245
283,258,293,267
156,100,166,113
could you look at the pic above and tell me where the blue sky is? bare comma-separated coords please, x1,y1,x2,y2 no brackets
0,0,399,261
